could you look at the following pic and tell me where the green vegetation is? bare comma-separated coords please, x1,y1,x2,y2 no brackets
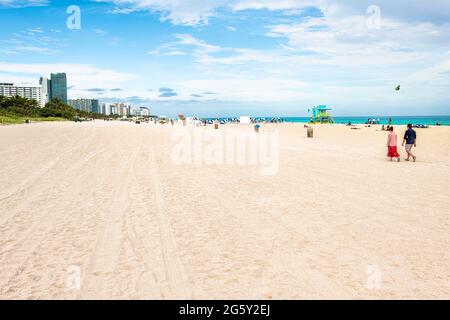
0,114,26,125
0,95,110,125
0,113,67,125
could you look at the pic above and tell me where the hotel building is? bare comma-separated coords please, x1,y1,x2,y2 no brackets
0,83,45,107
68,99,100,113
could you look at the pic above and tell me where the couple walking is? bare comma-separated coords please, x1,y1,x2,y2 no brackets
387,124,417,162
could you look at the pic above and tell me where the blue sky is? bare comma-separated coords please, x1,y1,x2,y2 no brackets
1,0,449,117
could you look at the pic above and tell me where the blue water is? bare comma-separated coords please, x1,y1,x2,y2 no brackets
206,116,450,125
282,116,450,126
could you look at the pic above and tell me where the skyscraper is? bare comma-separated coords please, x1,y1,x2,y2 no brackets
110,102,130,116
50,73,67,104
91,99,99,114
39,77,51,105
100,103,107,115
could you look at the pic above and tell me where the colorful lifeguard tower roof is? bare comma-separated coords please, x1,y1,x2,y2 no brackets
309,105,334,124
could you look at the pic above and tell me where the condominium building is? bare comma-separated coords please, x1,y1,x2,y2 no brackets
91,99,99,114
132,107,150,117
39,77,51,105
111,102,131,116
0,83,44,107
1,73,69,108
100,103,113,115
50,73,68,104
68,99,100,113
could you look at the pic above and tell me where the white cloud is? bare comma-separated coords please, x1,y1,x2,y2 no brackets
97,0,313,25
1,28,68,56
96,0,450,26
0,46,59,55
158,33,278,66
265,12,450,66
153,13,449,109
28,27,44,33
232,0,322,12
174,34,223,52
176,78,314,102
197,48,282,65
0,0,48,8
147,34,223,57
91,1,450,110
95,0,225,25
166,50,186,56
94,29,107,36
232,0,450,24
0,62,140,98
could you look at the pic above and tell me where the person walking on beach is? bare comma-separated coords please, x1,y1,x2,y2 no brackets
402,124,417,162
387,127,401,162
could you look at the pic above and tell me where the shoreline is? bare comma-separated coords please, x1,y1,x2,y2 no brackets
203,116,450,126
2,118,449,128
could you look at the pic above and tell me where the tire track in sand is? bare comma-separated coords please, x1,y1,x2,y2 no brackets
0,126,104,228
117,142,178,298
145,145,193,299
80,137,143,299
0,131,111,294
0,146,111,256
0,125,96,204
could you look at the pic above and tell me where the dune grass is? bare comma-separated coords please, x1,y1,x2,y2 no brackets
0,114,67,125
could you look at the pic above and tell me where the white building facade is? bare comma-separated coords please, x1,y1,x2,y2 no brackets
39,77,51,105
0,83,45,107
131,107,150,117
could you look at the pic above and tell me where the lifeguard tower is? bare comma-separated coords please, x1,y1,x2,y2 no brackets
309,105,334,124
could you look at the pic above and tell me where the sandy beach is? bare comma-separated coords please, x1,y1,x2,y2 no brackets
0,121,449,300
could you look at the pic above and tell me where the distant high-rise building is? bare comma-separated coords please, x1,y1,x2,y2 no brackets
1,73,69,108
140,107,150,116
68,98,100,113
132,107,150,117
39,77,51,105
50,73,67,104
100,103,112,115
91,99,99,114
0,83,44,107
111,102,131,116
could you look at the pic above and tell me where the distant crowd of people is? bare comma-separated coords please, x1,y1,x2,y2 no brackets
366,118,381,125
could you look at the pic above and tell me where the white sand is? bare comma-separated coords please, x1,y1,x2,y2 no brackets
0,121,449,299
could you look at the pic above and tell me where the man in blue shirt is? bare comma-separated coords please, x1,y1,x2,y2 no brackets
402,124,417,162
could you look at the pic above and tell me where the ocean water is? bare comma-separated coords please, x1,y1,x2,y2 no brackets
282,116,450,126
207,116,450,125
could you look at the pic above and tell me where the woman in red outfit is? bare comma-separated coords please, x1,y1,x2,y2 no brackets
387,127,401,162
